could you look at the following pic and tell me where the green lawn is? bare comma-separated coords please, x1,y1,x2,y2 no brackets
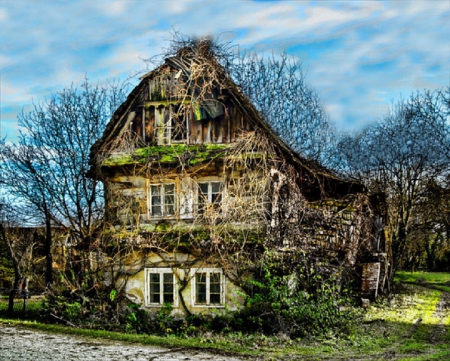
396,271,450,293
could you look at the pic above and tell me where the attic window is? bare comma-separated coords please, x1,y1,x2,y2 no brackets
154,105,187,145
155,105,171,145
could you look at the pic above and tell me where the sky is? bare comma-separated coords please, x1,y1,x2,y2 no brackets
1,0,449,142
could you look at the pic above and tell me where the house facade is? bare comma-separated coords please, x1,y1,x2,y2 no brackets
89,43,386,316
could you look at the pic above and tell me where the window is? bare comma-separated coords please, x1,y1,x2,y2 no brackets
145,268,178,307
197,181,223,214
149,184,176,217
155,105,171,145
154,105,187,145
191,268,224,306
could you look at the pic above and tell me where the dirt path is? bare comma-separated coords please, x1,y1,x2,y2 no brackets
0,324,245,361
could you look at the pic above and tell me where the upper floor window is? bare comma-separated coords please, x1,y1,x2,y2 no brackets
145,268,178,307
149,183,176,217
197,181,223,214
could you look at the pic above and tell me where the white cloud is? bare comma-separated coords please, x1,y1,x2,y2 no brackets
102,1,127,15
0,54,13,68
0,0,448,141
1,81,33,103
0,7,7,21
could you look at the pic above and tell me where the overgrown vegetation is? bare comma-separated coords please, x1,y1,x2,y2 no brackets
2,275,449,360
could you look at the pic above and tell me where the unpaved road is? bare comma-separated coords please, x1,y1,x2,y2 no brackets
0,324,245,361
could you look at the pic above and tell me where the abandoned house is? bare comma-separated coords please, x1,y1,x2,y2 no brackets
88,42,387,316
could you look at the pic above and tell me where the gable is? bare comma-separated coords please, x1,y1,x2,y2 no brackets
89,46,365,201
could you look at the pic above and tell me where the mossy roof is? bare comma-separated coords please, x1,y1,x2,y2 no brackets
102,144,231,167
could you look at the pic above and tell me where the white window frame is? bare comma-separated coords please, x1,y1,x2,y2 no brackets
148,183,177,218
196,180,224,214
145,268,178,307
190,268,225,307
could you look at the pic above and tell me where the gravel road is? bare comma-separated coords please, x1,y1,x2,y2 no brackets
0,324,245,361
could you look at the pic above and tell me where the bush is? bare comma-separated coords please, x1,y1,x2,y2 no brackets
228,264,359,338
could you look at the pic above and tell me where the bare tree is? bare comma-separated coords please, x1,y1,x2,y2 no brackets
0,201,39,313
338,88,450,275
0,143,55,285
232,52,335,165
0,79,127,287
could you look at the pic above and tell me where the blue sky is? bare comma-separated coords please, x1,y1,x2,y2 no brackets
1,0,449,142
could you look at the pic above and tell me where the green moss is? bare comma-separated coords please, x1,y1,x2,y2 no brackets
102,154,134,166
155,222,172,232
103,144,231,167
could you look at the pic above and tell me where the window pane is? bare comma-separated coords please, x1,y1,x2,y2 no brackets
211,193,222,206
195,273,207,304
199,184,209,194
210,293,221,304
162,273,174,304
149,273,160,304
151,185,162,216
164,195,175,215
211,182,221,193
152,204,162,216
151,185,161,194
152,195,161,206
210,273,221,304
198,184,208,213
165,184,174,194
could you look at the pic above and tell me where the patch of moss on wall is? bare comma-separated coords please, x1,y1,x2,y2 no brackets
105,224,265,250
103,144,232,167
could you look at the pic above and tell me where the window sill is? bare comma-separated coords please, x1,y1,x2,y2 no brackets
145,304,179,308
191,304,225,308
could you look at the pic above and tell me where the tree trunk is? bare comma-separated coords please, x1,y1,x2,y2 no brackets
0,224,22,314
8,270,21,314
45,211,53,287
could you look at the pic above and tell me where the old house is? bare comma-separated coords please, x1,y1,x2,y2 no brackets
88,42,386,316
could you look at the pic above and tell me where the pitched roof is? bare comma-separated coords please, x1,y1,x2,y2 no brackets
88,44,365,198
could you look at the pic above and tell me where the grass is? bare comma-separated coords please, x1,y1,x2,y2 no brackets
395,271,450,293
1,273,450,360
0,295,44,315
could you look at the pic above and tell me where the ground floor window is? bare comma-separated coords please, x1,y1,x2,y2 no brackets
191,268,224,306
145,268,178,307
